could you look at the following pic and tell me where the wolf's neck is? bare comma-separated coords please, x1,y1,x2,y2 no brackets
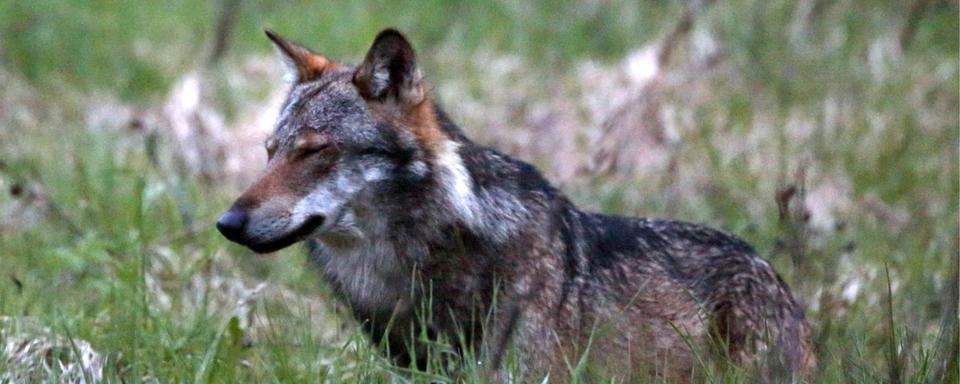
430,138,531,243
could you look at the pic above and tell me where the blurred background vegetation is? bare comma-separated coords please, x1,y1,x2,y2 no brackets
0,0,957,382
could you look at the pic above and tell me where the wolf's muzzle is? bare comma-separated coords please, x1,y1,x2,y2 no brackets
216,207,326,254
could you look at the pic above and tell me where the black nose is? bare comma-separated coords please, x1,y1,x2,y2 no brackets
216,209,248,241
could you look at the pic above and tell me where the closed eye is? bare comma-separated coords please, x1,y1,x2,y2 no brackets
358,147,386,157
297,143,333,158
293,131,334,159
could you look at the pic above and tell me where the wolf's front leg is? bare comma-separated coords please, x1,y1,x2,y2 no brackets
478,298,575,383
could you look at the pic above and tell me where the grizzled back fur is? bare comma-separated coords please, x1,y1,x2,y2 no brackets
216,28,816,382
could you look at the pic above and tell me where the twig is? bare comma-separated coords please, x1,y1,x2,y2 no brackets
208,0,242,66
899,0,933,51
657,0,715,68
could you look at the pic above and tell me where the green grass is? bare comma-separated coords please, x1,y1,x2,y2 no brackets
0,0,957,382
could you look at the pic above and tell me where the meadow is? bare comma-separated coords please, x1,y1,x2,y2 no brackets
0,1,957,382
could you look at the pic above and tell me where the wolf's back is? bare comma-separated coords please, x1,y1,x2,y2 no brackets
579,214,817,377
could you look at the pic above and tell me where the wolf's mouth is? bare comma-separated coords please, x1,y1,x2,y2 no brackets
246,215,326,254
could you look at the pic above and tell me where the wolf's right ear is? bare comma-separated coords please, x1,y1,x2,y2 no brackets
353,29,425,107
265,30,331,83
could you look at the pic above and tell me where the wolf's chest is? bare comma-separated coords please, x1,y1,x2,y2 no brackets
308,230,413,317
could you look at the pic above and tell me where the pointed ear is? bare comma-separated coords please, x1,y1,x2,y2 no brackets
265,30,331,83
353,29,425,106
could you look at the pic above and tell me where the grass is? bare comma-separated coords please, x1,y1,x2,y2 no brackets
0,0,957,382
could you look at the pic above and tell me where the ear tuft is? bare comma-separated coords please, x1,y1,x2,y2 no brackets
353,28,425,106
265,30,331,83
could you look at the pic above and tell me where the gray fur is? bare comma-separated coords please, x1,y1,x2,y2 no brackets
218,29,816,382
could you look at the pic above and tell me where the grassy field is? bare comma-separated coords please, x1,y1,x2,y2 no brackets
0,1,957,382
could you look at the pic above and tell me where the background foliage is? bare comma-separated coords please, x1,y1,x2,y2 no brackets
0,0,957,382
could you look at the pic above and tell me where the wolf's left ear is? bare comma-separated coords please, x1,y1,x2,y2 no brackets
265,30,331,83
353,29,425,106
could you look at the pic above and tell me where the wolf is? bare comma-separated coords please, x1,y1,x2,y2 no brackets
216,28,816,382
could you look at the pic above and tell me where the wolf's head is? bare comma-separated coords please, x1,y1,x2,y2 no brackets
217,29,446,253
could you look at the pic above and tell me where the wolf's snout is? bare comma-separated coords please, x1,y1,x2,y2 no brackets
216,209,249,241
